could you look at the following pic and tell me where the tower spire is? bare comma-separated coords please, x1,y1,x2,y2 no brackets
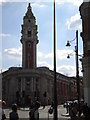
28,3,31,11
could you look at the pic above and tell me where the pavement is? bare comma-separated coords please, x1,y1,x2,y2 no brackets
4,105,71,120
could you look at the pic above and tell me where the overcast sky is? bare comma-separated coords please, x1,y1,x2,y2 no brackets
0,0,84,76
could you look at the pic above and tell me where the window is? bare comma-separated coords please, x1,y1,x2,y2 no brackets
28,42,31,48
28,30,31,37
28,19,30,23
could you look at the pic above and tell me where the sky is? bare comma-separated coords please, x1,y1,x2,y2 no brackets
0,0,84,76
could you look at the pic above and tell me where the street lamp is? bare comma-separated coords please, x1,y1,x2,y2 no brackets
66,30,80,116
53,0,58,119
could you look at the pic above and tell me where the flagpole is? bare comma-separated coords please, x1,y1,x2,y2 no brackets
53,0,58,119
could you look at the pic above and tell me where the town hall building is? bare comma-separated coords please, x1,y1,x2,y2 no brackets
2,3,83,107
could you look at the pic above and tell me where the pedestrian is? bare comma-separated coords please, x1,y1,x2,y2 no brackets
34,101,40,120
2,101,6,120
66,102,69,114
9,103,19,120
69,103,78,120
29,101,40,120
82,103,90,120
0,100,2,120
29,103,35,120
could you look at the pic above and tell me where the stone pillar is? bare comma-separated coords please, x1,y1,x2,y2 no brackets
79,2,90,105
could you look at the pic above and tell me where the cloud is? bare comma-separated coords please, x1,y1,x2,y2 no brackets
37,49,77,76
31,1,46,8
38,49,74,60
0,33,11,37
66,12,82,31
31,0,83,7
0,0,83,7
37,61,53,69
0,0,46,8
57,65,76,76
57,49,74,60
4,47,22,60
56,0,83,6
37,61,77,76
37,51,52,59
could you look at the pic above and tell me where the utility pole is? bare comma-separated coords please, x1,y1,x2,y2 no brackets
76,30,80,116
66,30,80,116
53,0,58,119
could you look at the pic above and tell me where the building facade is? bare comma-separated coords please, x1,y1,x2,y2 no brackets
79,1,90,105
2,66,83,106
2,3,83,107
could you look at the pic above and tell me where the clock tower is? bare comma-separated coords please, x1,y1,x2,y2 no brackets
21,3,39,69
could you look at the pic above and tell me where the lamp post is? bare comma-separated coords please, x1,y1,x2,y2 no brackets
76,30,80,116
53,0,58,119
66,30,80,116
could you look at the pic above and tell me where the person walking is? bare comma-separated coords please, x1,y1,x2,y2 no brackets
0,100,2,120
69,103,78,120
29,101,40,120
83,103,90,120
0,100,6,120
9,104,19,120
34,101,40,120
2,101,6,120
29,103,35,120
66,102,69,114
